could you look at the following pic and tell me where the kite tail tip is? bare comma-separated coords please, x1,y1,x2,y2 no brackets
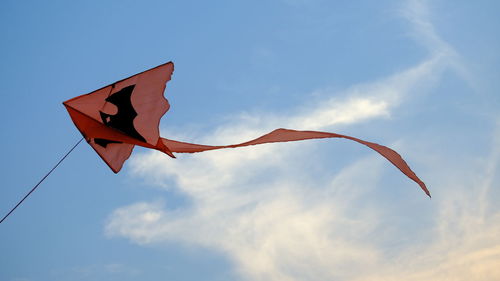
418,181,431,199
424,189,431,199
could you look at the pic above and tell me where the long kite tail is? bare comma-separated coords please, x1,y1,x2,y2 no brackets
160,128,430,197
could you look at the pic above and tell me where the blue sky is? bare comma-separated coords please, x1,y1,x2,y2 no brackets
1,0,499,280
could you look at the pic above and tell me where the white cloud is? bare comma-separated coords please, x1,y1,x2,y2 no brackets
107,155,386,280
289,54,447,130
105,1,500,280
401,0,453,56
108,135,500,280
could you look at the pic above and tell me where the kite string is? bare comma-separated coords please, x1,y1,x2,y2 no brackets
0,137,84,225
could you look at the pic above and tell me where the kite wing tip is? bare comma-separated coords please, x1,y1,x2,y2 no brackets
165,61,174,71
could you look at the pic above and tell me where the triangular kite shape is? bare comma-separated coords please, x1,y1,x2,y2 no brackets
63,62,175,172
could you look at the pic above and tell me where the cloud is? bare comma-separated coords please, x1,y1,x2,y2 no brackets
289,54,447,130
108,155,386,281
108,132,500,281
401,0,454,56
350,127,500,281
400,0,472,85
105,1,500,280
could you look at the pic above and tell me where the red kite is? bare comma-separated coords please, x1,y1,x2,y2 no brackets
63,62,430,197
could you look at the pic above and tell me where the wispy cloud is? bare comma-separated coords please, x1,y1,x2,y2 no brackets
401,0,472,85
108,155,387,280
105,1,500,280
352,127,500,281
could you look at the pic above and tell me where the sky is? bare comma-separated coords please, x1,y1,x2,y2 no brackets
1,0,499,280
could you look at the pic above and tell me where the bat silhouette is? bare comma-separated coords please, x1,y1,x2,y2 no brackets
95,84,146,147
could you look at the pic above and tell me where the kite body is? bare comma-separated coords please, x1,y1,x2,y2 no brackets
64,62,175,172
63,62,430,197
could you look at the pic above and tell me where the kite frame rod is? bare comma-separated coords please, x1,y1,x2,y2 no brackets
0,137,84,225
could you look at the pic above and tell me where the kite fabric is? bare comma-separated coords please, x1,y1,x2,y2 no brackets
63,61,430,197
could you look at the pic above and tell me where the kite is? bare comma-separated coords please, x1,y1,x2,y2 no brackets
63,61,430,197
0,62,430,225
0,61,430,224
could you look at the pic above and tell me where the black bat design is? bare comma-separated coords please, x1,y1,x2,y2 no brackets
94,84,146,148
